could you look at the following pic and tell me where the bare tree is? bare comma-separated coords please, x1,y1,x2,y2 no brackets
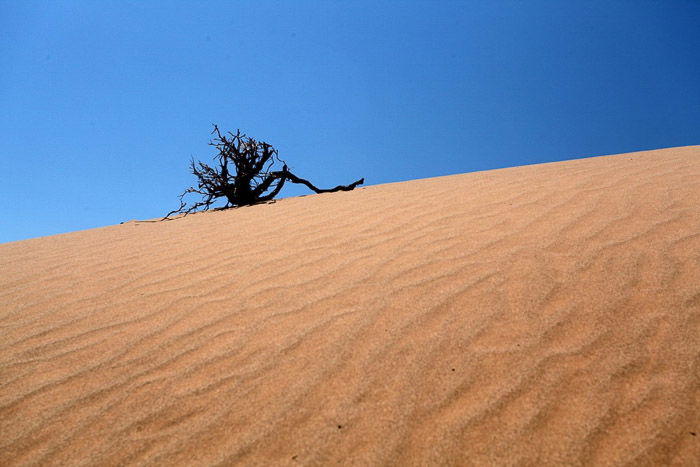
165,125,364,218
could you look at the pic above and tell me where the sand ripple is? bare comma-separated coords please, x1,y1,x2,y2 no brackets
1,146,699,465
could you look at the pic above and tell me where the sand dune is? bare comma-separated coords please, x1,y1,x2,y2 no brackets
1,146,699,465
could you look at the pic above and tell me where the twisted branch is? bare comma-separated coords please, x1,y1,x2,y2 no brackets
164,125,364,219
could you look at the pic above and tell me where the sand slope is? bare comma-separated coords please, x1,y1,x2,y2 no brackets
1,146,699,466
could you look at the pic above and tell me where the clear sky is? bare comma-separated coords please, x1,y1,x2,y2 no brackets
1,1,699,243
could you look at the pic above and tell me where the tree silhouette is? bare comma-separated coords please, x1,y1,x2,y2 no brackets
165,125,364,218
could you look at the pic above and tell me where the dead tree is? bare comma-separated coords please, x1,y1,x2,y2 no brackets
164,125,364,218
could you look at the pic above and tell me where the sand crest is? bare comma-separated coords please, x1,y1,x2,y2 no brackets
1,146,699,465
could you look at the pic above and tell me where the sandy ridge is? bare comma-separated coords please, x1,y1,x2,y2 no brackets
1,146,699,465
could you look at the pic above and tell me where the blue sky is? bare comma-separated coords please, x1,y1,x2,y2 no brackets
1,1,698,243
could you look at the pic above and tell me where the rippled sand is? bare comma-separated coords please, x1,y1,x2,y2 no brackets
1,146,699,465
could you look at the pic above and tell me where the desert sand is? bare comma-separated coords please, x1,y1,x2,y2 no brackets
1,146,699,466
